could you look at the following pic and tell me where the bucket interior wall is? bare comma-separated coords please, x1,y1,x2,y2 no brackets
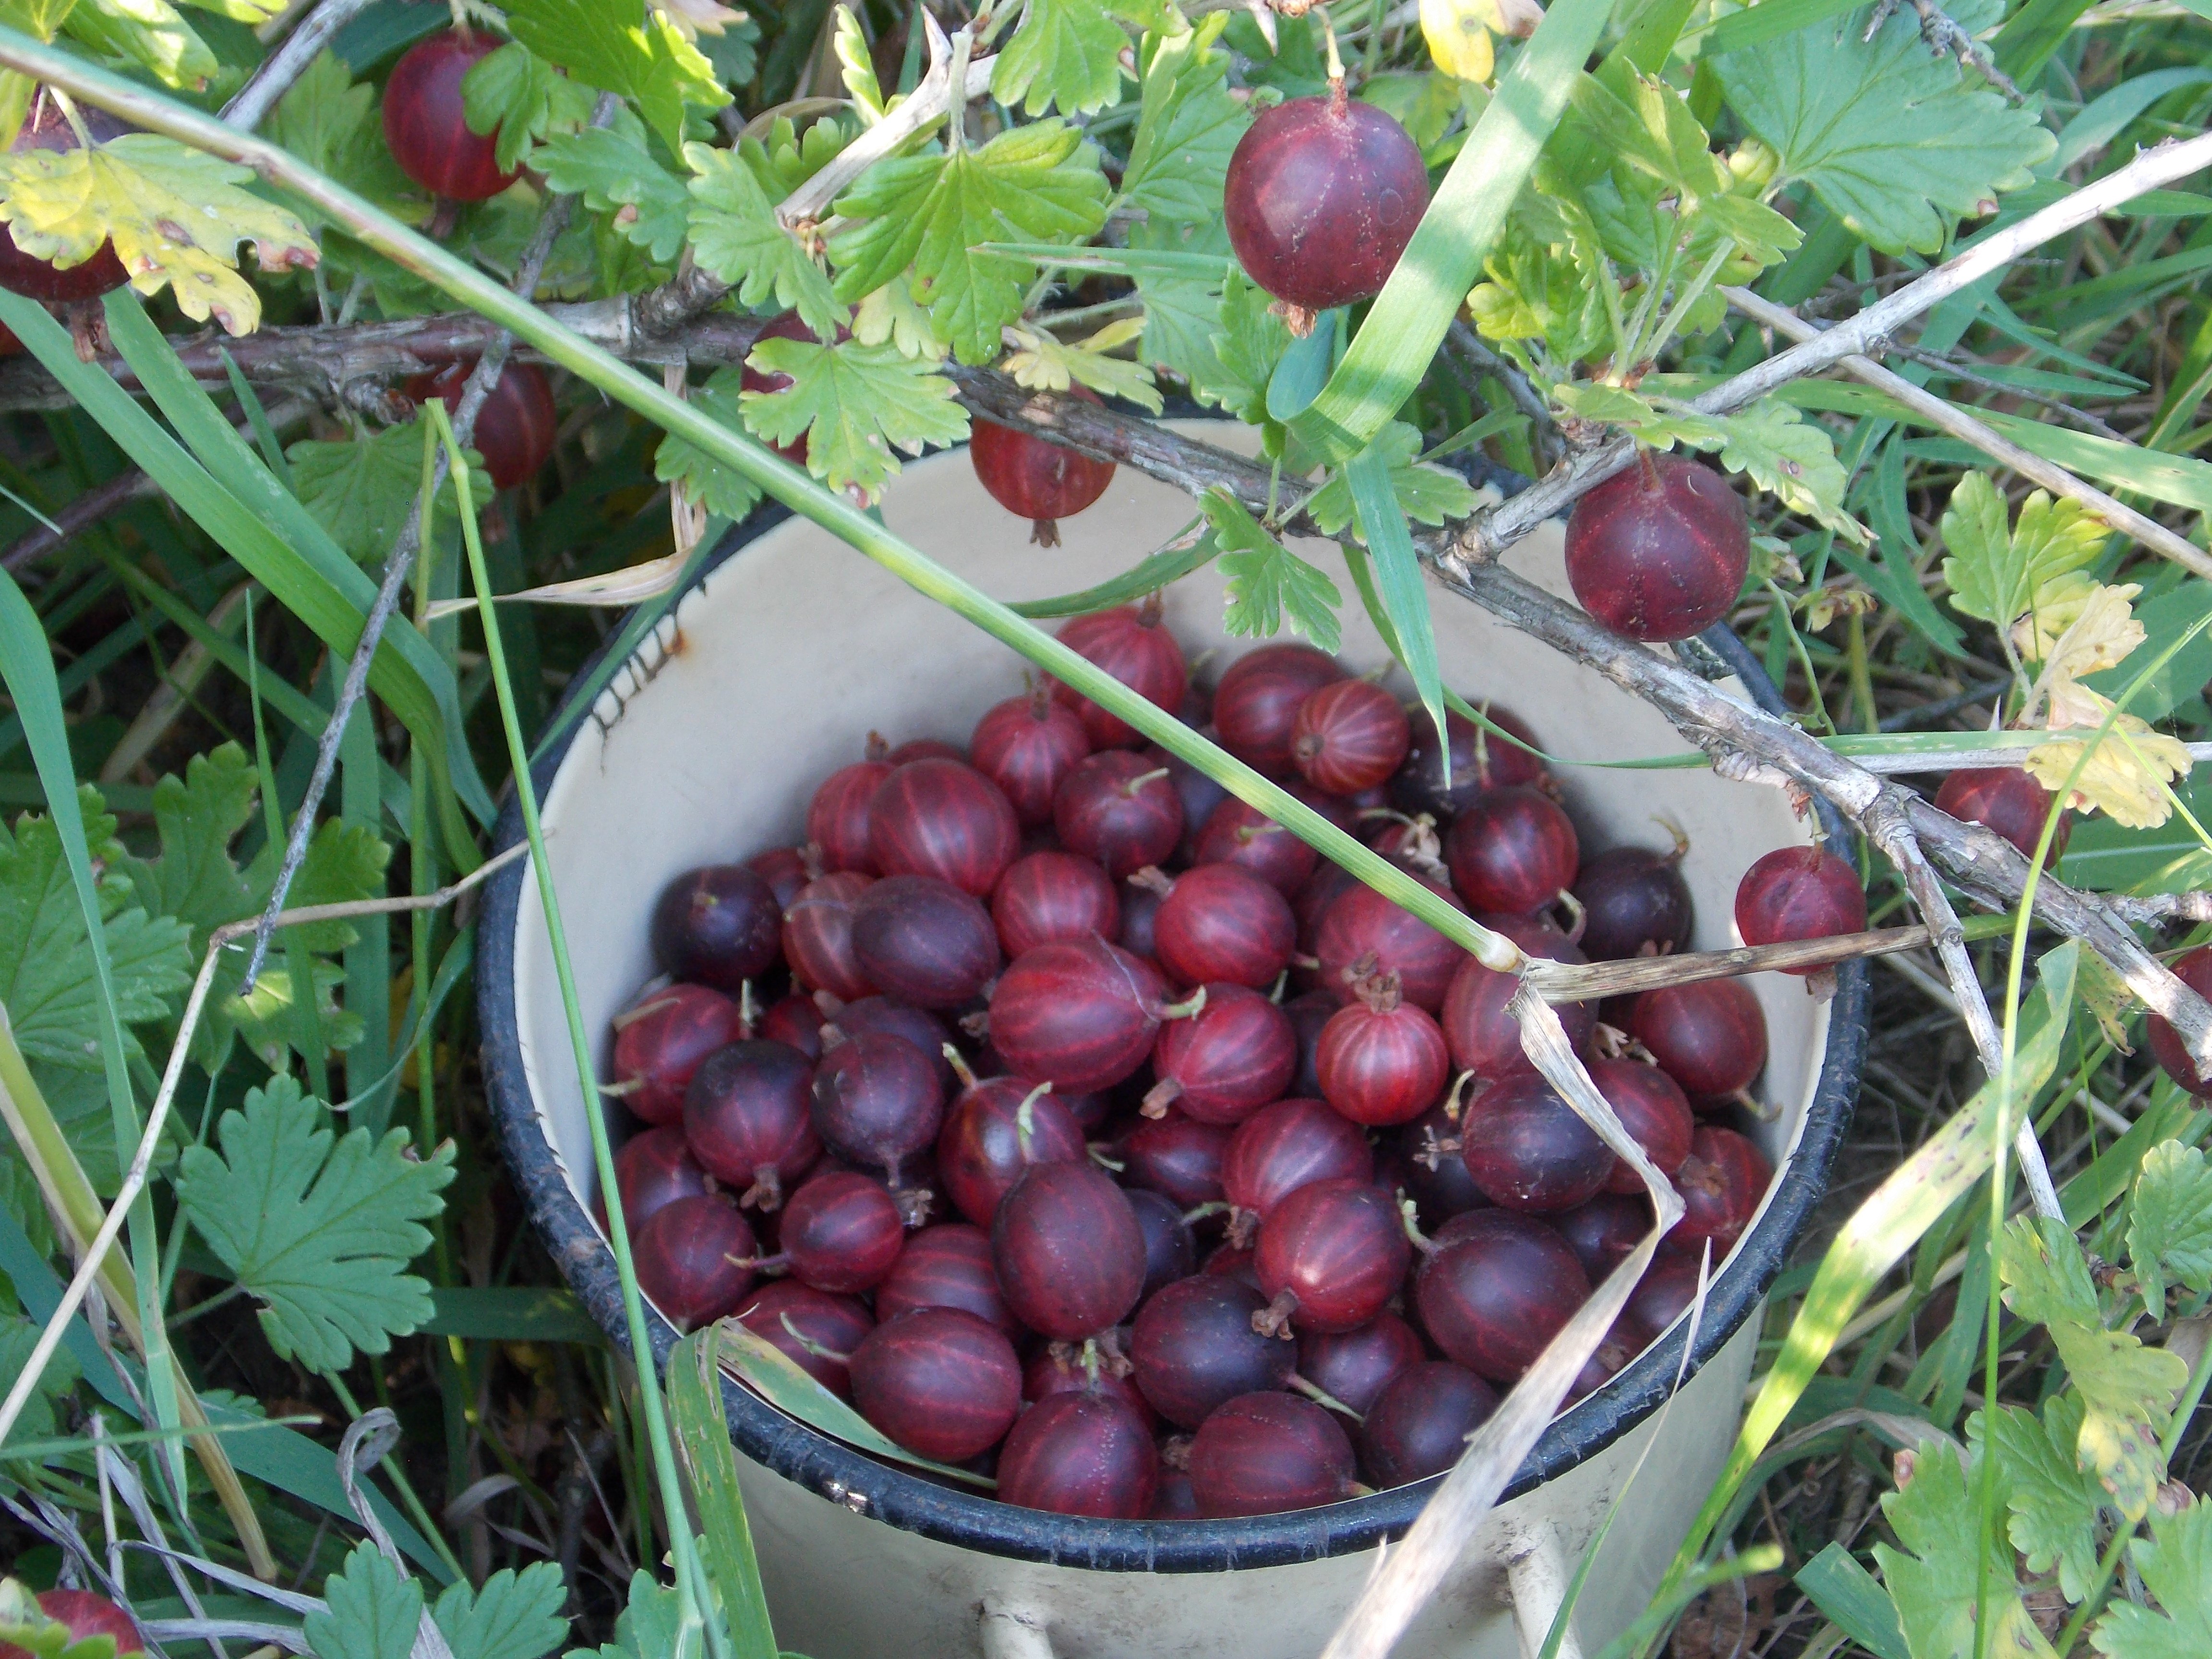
503,429,1837,1656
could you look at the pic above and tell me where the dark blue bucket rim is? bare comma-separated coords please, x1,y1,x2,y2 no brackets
476,448,1864,1573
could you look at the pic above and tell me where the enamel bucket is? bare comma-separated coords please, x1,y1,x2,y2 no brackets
478,425,1864,1659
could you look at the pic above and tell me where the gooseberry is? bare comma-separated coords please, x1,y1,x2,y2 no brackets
1253,1179,1411,1335
1733,845,1865,969
970,387,1117,547
683,1040,820,1209
1563,452,1749,643
1291,679,1411,795
1296,1312,1425,1417
987,937,1192,1093
2146,947,2212,1095
1145,982,1298,1125
1152,863,1298,992
649,865,782,991
735,1280,873,1397
868,758,1020,897
1314,968,1451,1126
848,873,1001,1008
849,1307,1022,1462
1414,1209,1589,1383
875,1222,1022,1337
1935,766,2071,865
1359,1361,1497,1488
810,1027,945,1191
1445,786,1579,917
383,30,517,201
773,1169,906,1293
1222,1097,1374,1241
1440,912,1596,1082
611,984,746,1125
405,359,557,490
1052,602,1188,750
1629,978,1768,1104
1458,1074,1615,1214
971,688,1091,827
1191,798,1318,895
1213,644,1342,775
1188,1391,1359,1516
807,759,893,875
633,1195,756,1331
1054,751,1184,878
1574,840,1695,962
1130,1276,1294,1428
992,1161,1149,1341
936,1075,1086,1226
997,1390,1159,1517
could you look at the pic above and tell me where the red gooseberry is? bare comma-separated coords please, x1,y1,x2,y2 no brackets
1051,602,1188,749
1733,844,1866,970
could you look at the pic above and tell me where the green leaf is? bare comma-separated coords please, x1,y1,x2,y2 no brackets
1201,267,1291,425
65,0,216,92
1973,1398,2104,1602
1794,1542,1908,1659
1714,6,2055,256
1001,317,1162,413
1202,488,1343,653
1551,382,1730,449
1303,422,1478,537
1121,13,1248,222
1132,213,1234,393
737,112,853,197
462,42,601,174
505,0,729,155
2128,1140,2212,1313
991,0,1128,116
653,366,763,521
537,125,690,263
0,1314,79,1443
433,1564,569,1659
1872,1437,2058,1659
1939,473,2106,630
683,142,843,337
831,3,882,118
287,423,490,567
304,1541,421,1659
0,787,190,1069
2090,1495,2212,1659
739,337,969,503
173,1075,456,1374
1711,399,1864,543
566,1572,681,1659
2001,1215,2189,1520
830,120,1110,364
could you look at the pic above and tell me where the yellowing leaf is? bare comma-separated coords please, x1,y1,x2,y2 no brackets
1001,318,1163,413
851,275,947,361
2017,581,2144,679
0,134,315,333
2025,707,2194,831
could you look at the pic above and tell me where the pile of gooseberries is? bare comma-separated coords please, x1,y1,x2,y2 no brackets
601,606,1812,1523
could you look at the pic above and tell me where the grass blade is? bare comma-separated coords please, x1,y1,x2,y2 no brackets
669,1329,777,1659
1347,445,1449,777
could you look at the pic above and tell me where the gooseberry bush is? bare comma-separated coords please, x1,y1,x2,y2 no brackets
0,0,2209,1656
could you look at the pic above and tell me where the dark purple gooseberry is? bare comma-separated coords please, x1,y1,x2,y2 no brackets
1734,845,1866,970
735,1280,874,1397
848,873,1002,1008
1314,874,1466,1012
1285,989,1336,1098
1391,705,1548,819
1298,1312,1425,1417
936,1076,1086,1226
1212,644,1343,775
1192,798,1319,895
1563,452,1750,643
1360,1362,1498,1489
1670,1126,1773,1257
683,1040,820,1209
1222,1098,1374,1242
410,357,558,489
2147,947,2212,1095
611,1126,711,1230
1151,746,1231,862
612,984,746,1126
1145,984,1298,1125
757,993,826,1058
992,1161,1149,1341
807,760,894,875
1589,1057,1695,1194
828,995,956,1092
1415,1209,1590,1383
782,872,877,1002
1024,1347,1155,1429
649,865,782,990
998,1390,1158,1518
971,688,1093,828
1118,877,1164,959
633,1195,757,1331
1223,85,1429,330
1396,1101,1489,1228
1130,1276,1295,1428
1052,603,1189,750
1315,971,1451,1127
747,845,814,910
987,937,1187,1094
810,1029,945,1189
1441,912,1595,1082
1291,680,1411,796
1629,979,1768,1104
992,850,1120,960
849,1307,1023,1462
1153,863,1297,992
868,759,1020,897
1445,787,1580,917
1555,1194,1650,1281
1054,752,1184,878
1254,1179,1411,1335
757,1169,899,1294
382,30,517,202
1127,1187,1200,1298
1624,1251,1707,1344
875,1222,1022,1336
1574,842,1695,962
1189,1391,1359,1517
1459,1074,1616,1214
970,384,1117,546
1936,766,2071,865
1124,1112,1231,1210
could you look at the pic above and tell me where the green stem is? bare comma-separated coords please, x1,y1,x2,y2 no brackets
433,400,717,1659
0,39,1519,977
